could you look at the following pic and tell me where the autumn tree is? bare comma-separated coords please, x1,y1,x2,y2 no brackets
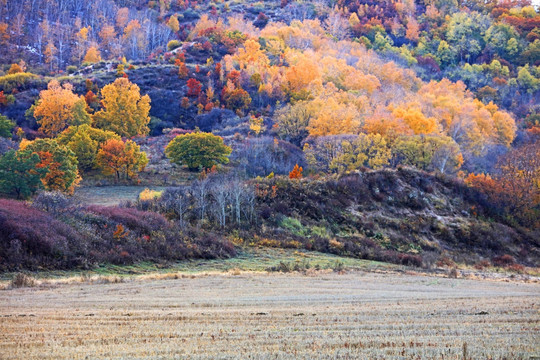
57,125,121,172
123,19,145,59
288,164,303,179
99,24,116,57
304,134,390,174
83,46,102,63
96,138,148,180
0,91,14,108
0,149,47,199
418,79,516,155
84,90,100,112
223,86,252,113
116,8,129,29
167,15,180,33
20,138,81,193
306,95,363,137
274,102,311,146
7,63,23,74
391,103,439,135
93,78,151,137
178,62,189,78
187,78,202,96
405,16,420,42
284,54,320,98
495,142,539,226
391,135,463,174
465,172,504,205
0,22,9,49
32,80,91,137
165,132,232,171
44,41,57,71
75,26,90,65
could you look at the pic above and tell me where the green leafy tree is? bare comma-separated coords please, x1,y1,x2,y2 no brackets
445,12,491,63
520,39,540,65
21,139,81,193
392,135,463,174
0,149,46,199
57,125,121,172
165,132,232,171
0,114,14,138
484,23,521,61
517,65,539,94
329,134,391,173
436,40,455,66
274,101,311,146
304,134,390,174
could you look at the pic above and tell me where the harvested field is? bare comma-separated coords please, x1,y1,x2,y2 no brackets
0,272,539,359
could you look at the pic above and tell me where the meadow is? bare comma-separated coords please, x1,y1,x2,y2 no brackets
1,270,538,359
74,186,168,206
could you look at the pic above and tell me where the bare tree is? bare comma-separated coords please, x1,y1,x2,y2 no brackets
211,179,230,228
192,175,211,223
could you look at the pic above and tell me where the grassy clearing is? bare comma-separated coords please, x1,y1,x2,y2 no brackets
0,271,538,359
73,186,168,206
1,246,535,289
0,247,394,284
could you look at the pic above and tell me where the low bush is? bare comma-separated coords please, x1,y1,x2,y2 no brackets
0,72,40,92
0,199,236,271
492,254,516,267
167,40,182,51
0,199,81,270
9,273,37,288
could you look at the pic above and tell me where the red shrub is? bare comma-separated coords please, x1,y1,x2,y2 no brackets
0,199,80,270
85,206,169,235
492,254,516,267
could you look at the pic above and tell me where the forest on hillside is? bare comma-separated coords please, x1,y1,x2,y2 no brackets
0,0,538,271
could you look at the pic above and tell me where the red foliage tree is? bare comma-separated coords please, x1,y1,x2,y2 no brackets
187,78,202,97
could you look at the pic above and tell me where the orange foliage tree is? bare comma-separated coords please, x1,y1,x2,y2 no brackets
32,80,91,136
96,138,148,181
289,164,303,179
83,46,102,63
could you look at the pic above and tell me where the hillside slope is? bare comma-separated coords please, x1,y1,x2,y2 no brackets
253,167,539,268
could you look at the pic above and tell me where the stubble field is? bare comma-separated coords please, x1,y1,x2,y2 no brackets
0,271,539,359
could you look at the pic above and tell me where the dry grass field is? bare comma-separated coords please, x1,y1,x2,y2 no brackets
0,271,539,359
73,186,168,206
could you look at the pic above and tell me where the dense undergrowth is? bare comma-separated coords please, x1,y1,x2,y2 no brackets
2,168,536,272
0,197,235,271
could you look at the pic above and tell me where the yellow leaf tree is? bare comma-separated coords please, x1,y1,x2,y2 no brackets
33,80,91,137
83,46,102,63
167,15,180,33
93,78,151,137
391,103,439,135
418,79,516,155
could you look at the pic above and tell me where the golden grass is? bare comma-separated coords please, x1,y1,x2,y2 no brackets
1,272,539,359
